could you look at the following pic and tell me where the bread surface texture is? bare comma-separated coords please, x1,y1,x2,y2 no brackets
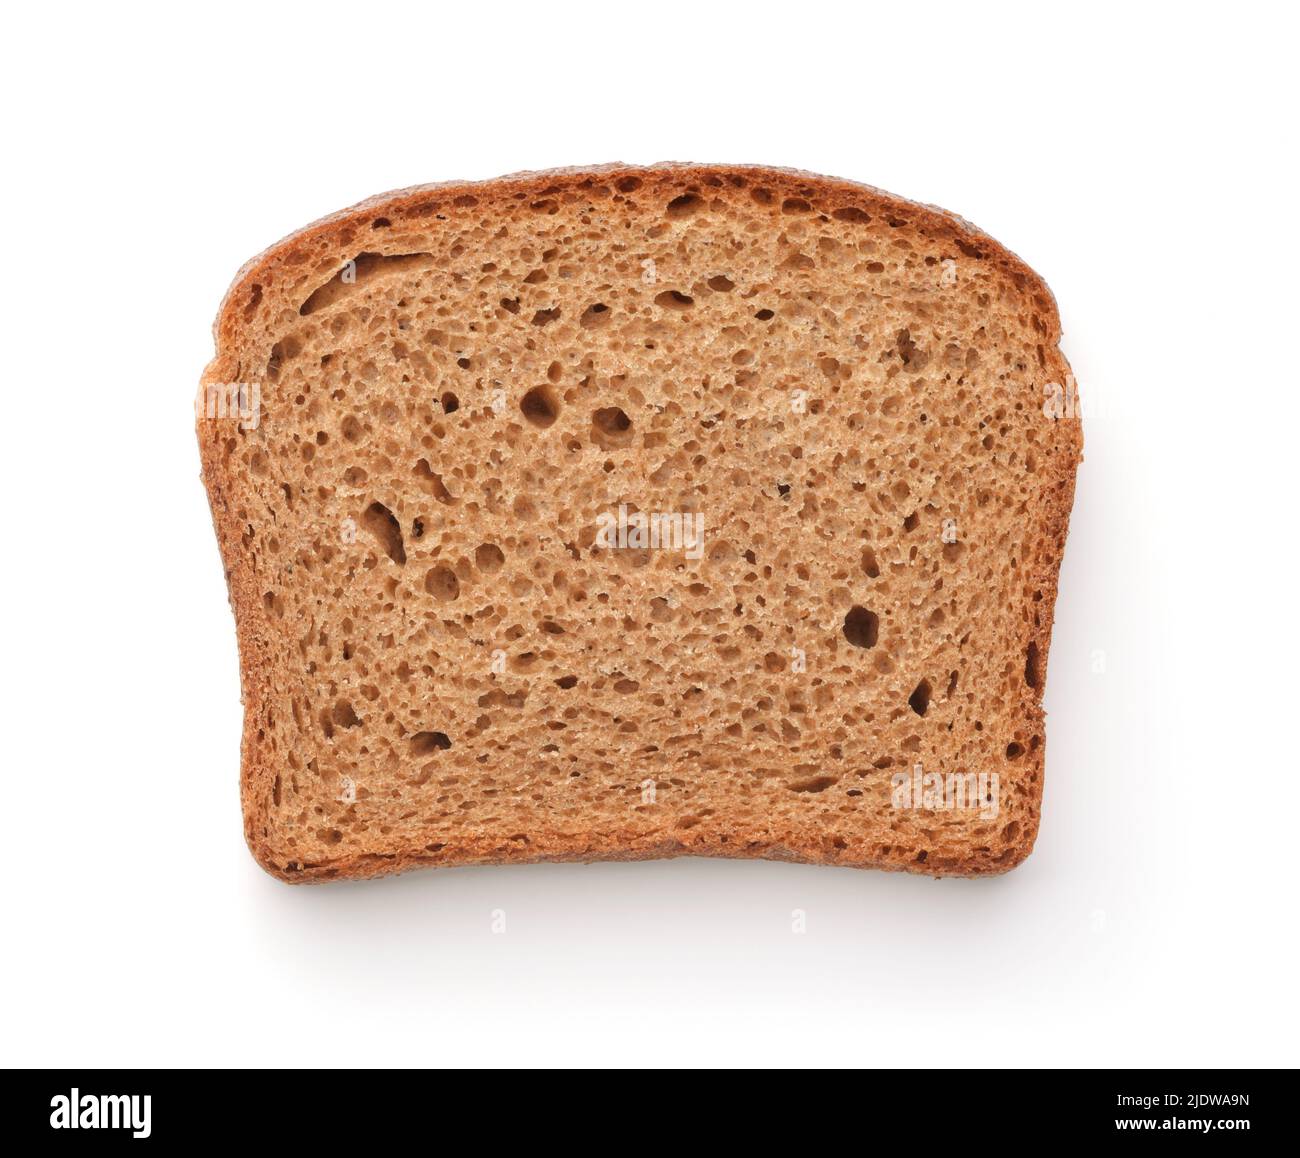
197,163,1081,882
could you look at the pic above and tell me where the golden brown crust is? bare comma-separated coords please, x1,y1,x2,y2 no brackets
198,163,1082,884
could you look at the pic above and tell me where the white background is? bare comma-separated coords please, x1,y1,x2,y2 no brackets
2,1,1296,1068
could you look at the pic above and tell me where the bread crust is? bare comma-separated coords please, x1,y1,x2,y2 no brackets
197,163,1081,883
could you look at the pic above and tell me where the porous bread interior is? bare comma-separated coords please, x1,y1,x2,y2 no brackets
198,165,1081,882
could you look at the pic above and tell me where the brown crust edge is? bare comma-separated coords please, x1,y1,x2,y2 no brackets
196,162,1082,884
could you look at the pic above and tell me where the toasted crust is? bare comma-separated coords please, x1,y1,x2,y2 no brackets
198,163,1081,883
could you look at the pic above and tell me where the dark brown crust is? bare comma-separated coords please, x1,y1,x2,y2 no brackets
197,162,1082,884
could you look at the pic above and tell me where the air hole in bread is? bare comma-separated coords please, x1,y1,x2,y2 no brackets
413,459,455,503
1024,641,1040,688
1006,742,1025,759
299,252,434,316
666,193,703,217
424,565,460,602
591,406,633,449
843,606,879,648
580,303,610,327
707,275,734,292
475,543,505,573
654,290,694,310
331,701,360,729
908,679,932,716
360,501,405,565
789,775,837,793
520,385,560,428
265,341,285,381
411,730,452,755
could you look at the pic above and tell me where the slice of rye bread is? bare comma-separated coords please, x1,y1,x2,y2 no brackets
197,163,1082,883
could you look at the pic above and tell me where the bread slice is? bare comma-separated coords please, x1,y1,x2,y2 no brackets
197,163,1081,882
